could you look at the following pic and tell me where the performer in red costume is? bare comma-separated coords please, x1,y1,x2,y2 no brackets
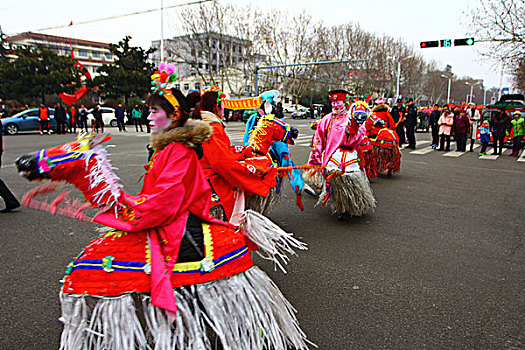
192,88,277,222
16,63,310,350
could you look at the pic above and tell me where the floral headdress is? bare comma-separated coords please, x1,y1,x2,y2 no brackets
151,62,181,110
201,84,226,104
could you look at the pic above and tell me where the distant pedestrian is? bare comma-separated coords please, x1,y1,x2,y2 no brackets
70,106,77,134
78,105,89,132
0,104,8,118
54,102,67,134
452,109,470,152
490,108,511,155
510,111,524,157
132,104,143,132
38,103,50,135
428,104,441,149
0,125,20,212
93,104,104,133
114,102,126,132
142,104,150,133
275,102,284,119
438,110,454,151
404,98,417,149
479,120,491,156
465,102,481,151
390,99,406,147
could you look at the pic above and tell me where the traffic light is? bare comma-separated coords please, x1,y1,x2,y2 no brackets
440,39,452,47
420,40,439,48
454,37,475,46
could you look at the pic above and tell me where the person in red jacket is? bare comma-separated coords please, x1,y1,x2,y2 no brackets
192,90,277,221
38,103,50,135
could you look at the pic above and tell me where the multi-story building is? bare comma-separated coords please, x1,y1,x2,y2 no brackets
6,32,114,77
151,32,267,98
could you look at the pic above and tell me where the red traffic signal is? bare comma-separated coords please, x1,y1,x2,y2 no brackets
420,41,439,48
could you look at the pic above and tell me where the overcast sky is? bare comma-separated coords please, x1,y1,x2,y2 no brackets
0,0,513,90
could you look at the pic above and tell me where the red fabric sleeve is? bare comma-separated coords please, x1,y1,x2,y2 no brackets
203,124,276,197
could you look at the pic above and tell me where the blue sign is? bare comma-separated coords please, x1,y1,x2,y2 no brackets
502,87,510,94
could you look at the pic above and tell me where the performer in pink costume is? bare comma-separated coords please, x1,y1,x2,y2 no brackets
308,90,375,219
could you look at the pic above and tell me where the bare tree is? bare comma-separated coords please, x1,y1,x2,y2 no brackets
468,0,525,89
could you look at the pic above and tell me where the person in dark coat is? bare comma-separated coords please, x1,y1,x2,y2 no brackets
490,108,511,155
0,125,20,212
114,103,126,132
142,103,151,133
54,102,67,134
404,98,417,149
93,104,104,133
78,105,89,132
452,109,470,152
428,104,441,149
390,99,406,146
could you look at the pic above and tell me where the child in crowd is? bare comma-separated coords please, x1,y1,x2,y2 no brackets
479,120,491,155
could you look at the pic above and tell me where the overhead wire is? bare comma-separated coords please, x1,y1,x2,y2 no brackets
34,0,212,32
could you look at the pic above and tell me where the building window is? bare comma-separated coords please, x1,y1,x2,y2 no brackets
184,83,189,90
78,49,88,57
105,52,112,60
194,83,200,90
198,62,203,69
205,63,209,70
175,84,180,90
91,51,100,58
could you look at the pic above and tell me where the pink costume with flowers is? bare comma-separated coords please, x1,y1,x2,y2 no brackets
307,90,375,217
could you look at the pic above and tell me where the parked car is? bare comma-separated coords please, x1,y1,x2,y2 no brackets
291,107,309,119
283,104,307,113
1,108,70,135
87,107,117,127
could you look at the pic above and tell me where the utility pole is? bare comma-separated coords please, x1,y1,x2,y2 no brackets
160,0,164,64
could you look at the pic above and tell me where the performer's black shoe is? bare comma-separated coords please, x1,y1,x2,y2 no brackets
1,202,20,213
337,211,349,221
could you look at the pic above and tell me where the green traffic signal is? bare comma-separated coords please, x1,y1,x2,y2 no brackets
454,38,475,46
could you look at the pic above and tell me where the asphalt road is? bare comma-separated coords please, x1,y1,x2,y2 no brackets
0,119,523,349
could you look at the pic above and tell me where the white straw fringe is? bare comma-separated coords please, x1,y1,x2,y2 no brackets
240,210,307,273
318,170,376,216
59,267,312,350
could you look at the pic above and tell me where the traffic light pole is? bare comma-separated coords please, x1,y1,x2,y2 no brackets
254,58,368,96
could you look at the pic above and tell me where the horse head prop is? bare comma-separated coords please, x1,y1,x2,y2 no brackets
248,114,298,155
16,132,122,220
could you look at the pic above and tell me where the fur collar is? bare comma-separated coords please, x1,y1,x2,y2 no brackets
150,120,212,152
371,104,390,113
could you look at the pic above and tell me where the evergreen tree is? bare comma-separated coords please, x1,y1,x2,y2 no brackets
94,36,156,106
0,45,82,104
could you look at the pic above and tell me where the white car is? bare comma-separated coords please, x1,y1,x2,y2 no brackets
283,104,307,113
87,107,118,127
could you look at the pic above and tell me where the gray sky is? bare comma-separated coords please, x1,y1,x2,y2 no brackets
0,0,513,90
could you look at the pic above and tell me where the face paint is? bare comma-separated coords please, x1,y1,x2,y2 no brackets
332,100,346,115
148,105,171,133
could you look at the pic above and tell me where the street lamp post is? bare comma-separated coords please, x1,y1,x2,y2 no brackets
396,55,413,101
465,80,483,104
441,74,452,104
